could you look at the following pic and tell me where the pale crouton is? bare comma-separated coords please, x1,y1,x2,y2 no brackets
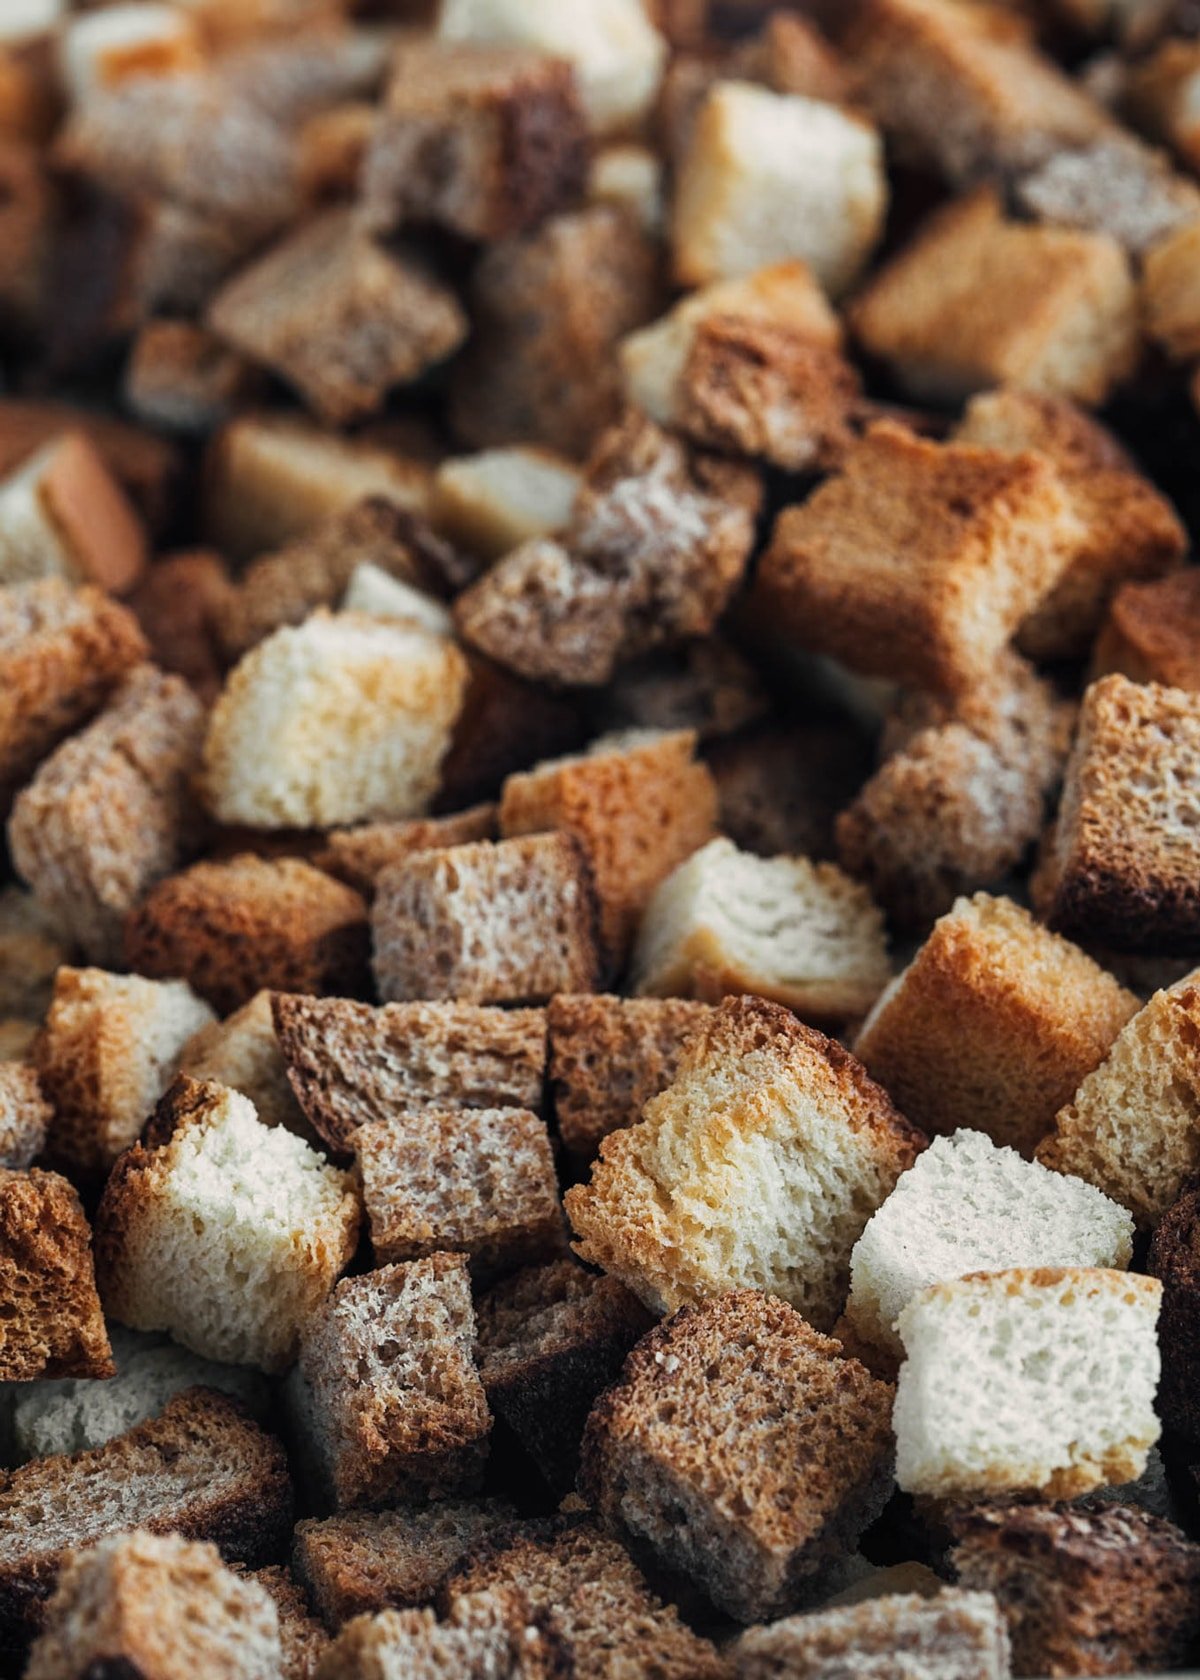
589,142,664,233
0,432,148,594
341,566,453,636
1014,134,1200,256
58,5,204,105
431,448,582,562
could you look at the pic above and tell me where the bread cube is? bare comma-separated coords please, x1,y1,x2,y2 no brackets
34,966,215,1180
439,654,586,810
432,448,581,562
341,566,453,638
178,990,310,1139
96,1078,360,1372
952,1500,1200,1678
894,1266,1161,1500
0,432,148,594
846,1128,1134,1360
672,81,886,297
0,1063,48,1171
26,1530,282,1680
0,1168,113,1381
314,1590,568,1680
631,837,891,1022
477,1259,653,1492
128,550,230,703
203,612,468,830
1143,219,1200,362
731,1589,1011,1680
317,806,498,898
566,995,924,1326
9,666,207,965
0,139,54,335
589,141,663,232
58,5,204,105
850,187,1138,407
249,1566,329,1680
0,886,65,1022
124,856,370,1016
1095,569,1200,692
1128,37,1200,175
372,833,601,1006
292,1253,491,1509
437,0,666,135
1041,676,1200,952
1150,1179,1200,1444
854,894,1138,1157
1015,134,1200,257
0,400,178,530
124,319,258,437
596,638,768,746
357,1106,563,1281
581,1290,894,1622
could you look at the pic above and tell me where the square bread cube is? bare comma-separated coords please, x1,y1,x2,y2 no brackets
432,448,581,562
753,420,1081,697
1095,569,1200,692
372,833,601,1006
253,1564,330,1680
850,187,1139,407
565,995,924,1327
893,1266,1161,1500
730,1589,1011,1680
846,1128,1134,1359
580,1290,895,1623
854,894,1138,1157
631,837,891,1023
951,1500,1200,1679
128,550,230,703
361,39,587,241
178,989,311,1139
356,1106,563,1282
499,730,718,967
25,1530,282,1680
34,966,215,1180
1040,675,1200,952
292,1253,491,1510
123,319,259,438
318,806,499,898
1014,134,1200,257
1150,1178,1200,1444
8,665,206,966
0,1167,114,1381
0,1062,49,1171
672,80,886,297
0,432,148,594
202,611,469,830
313,1590,568,1680
96,1077,360,1373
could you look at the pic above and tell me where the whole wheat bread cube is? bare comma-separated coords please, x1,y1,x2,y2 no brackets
1036,971,1200,1230
0,1168,112,1382
951,1500,1200,1679
672,80,886,297
33,966,215,1180
356,1106,563,1281
630,837,891,1022
317,805,499,898
752,420,1082,698
313,1589,567,1680
293,1501,517,1628
248,1564,329,1680
581,1290,895,1622
272,993,546,1156
1143,219,1200,360
1041,675,1200,952
1015,133,1200,256
447,205,662,459
25,1529,282,1680
96,1077,360,1372
372,833,601,1006
179,990,311,1139
1150,1179,1200,1445
0,579,147,810
0,432,148,596
499,730,718,967
0,1062,49,1170
0,886,63,1026
854,894,1138,1157
730,1589,1011,1680
124,318,260,437
846,1128,1134,1361
431,448,582,562
565,995,924,1327
123,855,370,1015
290,1253,491,1509
0,1389,293,1646
362,39,586,241
128,550,231,703
547,993,712,1162
8,665,206,966
448,1516,730,1679
850,187,1138,408
477,1259,654,1492
1095,568,1200,692
203,611,468,830
893,1266,1161,1500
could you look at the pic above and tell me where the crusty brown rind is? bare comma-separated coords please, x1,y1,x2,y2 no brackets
0,1167,114,1383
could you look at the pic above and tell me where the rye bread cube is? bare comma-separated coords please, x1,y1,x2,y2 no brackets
312,1589,568,1680
1096,569,1200,693
178,990,312,1141
1151,1179,1200,1447
580,1290,896,1623
0,1167,114,1381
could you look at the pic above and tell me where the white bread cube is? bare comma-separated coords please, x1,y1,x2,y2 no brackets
620,260,841,428
893,1267,1162,1500
342,565,454,637
431,446,582,561
96,1080,360,1373
632,836,891,1023
202,611,469,830
0,433,147,594
59,5,204,106
438,0,667,135
589,142,664,234
847,1129,1135,1358
0,1,62,43
672,81,887,298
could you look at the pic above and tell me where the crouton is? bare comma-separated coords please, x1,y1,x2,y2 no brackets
1127,36,1200,175
1095,569,1200,692
0,1167,113,1382
581,1290,895,1622
850,187,1139,407
0,887,64,1022
1150,1178,1200,1444
596,639,768,745
0,139,54,335
372,833,601,1006
290,1253,491,1509
566,995,924,1327
438,655,585,811
0,432,148,595
705,721,870,863
731,1589,1011,1679
313,1589,568,1680
249,1566,329,1680
854,894,1138,1157
672,81,886,297
341,566,452,636
0,3,62,47
178,990,311,1139
127,551,231,703
431,448,582,562
1143,219,1200,361
123,855,370,1016
124,319,259,437
0,398,179,532
1015,134,1200,256
96,1077,359,1372
753,420,1082,697
58,5,204,105
0,1063,48,1171
8,666,206,965
317,806,498,898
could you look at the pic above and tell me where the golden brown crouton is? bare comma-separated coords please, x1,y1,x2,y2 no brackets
0,1167,114,1381
1094,569,1200,692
